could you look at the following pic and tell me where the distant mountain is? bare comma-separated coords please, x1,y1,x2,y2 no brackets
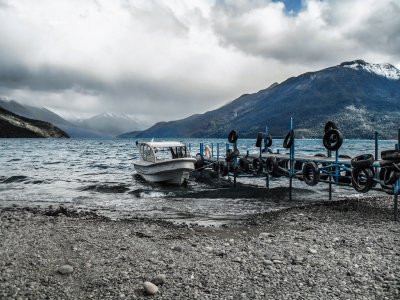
116,130,142,138
137,60,400,139
0,107,69,138
0,99,102,138
74,112,146,137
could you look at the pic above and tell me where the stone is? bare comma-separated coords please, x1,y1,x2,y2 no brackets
263,260,274,265
384,274,395,281
57,265,73,275
172,246,183,252
143,281,158,295
152,274,166,285
232,257,242,263
308,248,318,254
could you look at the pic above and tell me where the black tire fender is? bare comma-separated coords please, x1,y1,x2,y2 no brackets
265,134,273,148
381,150,400,161
228,130,238,143
323,129,343,151
283,130,294,149
225,148,240,162
324,121,337,133
255,132,263,148
302,162,320,186
351,154,374,168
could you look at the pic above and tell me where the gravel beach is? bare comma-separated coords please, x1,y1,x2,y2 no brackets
1,198,399,299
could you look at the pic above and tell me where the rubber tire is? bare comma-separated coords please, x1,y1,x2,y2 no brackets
239,157,250,172
351,167,374,193
255,132,263,148
228,130,238,143
265,134,273,147
253,158,264,174
382,166,400,185
323,129,343,151
381,150,400,161
194,154,204,169
302,162,320,186
380,168,394,193
225,148,240,162
265,156,278,176
351,154,374,168
219,162,229,176
324,121,337,133
283,130,294,149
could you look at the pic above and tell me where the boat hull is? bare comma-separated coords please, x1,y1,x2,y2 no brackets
133,158,196,185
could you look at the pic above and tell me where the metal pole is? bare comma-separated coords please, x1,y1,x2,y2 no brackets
374,131,378,179
200,143,204,156
233,141,237,188
395,180,399,221
328,149,332,200
335,150,339,183
289,117,294,201
211,143,214,159
265,125,269,189
217,143,220,161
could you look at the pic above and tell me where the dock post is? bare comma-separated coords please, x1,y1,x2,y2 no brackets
217,143,220,161
335,150,339,183
289,117,294,201
200,143,204,156
211,143,214,159
374,132,378,178
395,180,399,221
265,125,269,189
328,150,332,200
233,141,237,188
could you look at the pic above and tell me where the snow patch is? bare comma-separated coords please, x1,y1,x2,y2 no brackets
341,60,400,80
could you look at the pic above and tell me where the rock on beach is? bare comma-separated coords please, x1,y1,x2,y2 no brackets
143,281,159,295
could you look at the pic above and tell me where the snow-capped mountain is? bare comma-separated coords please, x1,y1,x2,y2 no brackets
341,59,400,80
74,112,147,137
138,59,400,139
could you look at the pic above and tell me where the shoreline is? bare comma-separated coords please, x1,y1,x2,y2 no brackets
1,197,399,299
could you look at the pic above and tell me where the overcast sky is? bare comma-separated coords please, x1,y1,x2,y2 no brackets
0,0,399,123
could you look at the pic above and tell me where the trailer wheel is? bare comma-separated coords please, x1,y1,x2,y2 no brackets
382,166,400,185
323,129,343,151
253,158,264,173
302,162,320,186
351,167,373,193
283,130,294,149
265,156,278,176
239,157,250,172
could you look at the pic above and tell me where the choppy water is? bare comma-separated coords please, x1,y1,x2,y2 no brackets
0,138,397,225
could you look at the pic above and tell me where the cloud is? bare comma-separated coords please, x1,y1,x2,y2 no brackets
0,0,398,123
212,0,400,65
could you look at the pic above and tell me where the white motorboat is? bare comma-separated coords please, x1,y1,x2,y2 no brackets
133,141,196,185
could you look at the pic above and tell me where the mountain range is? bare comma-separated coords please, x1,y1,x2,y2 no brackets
137,60,400,139
0,107,69,138
0,99,146,137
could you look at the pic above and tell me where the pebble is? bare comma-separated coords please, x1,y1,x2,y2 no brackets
384,274,395,281
232,257,242,263
152,274,166,285
263,260,274,265
172,246,183,252
143,281,158,295
57,265,73,275
308,248,318,254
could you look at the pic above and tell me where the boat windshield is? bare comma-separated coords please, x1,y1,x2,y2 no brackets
140,144,156,162
155,146,189,161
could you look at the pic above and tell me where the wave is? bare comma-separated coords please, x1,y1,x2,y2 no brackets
0,175,29,183
80,183,130,193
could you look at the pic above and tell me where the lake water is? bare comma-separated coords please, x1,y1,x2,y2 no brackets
0,138,397,225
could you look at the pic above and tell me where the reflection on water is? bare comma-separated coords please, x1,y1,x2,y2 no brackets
0,138,396,224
